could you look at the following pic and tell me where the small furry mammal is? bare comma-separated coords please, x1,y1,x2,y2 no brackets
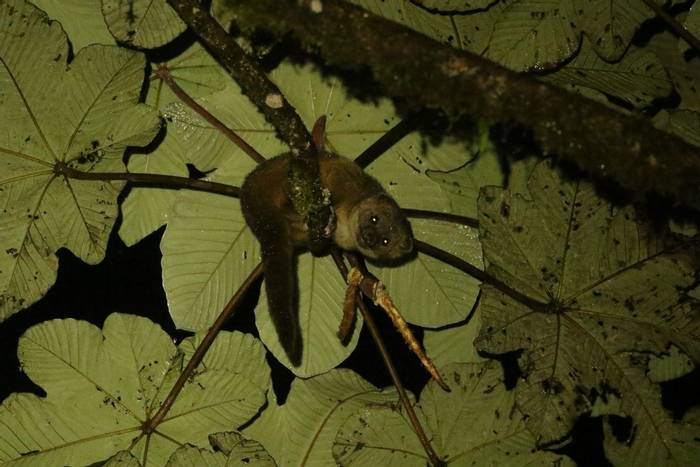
241,153,413,365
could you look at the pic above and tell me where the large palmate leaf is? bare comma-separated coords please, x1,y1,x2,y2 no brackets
333,362,574,466
0,313,269,466
475,160,700,463
0,0,160,320
244,369,399,467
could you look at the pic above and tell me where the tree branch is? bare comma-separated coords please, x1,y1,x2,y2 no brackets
227,0,700,208
166,0,313,155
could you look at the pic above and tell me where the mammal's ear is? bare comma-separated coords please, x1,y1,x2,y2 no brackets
312,115,327,154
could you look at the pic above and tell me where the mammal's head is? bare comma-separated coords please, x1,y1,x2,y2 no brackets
350,194,413,262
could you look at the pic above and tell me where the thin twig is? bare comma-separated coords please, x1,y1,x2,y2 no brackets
642,0,700,52
55,162,241,197
146,263,264,431
403,208,479,228
330,251,445,467
414,239,548,311
154,65,266,164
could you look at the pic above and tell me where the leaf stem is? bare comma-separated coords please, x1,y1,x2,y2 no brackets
154,65,266,164
354,113,422,169
403,208,479,228
55,162,241,197
414,239,548,311
145,263,264,431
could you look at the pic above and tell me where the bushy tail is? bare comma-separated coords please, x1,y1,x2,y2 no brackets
262,238,302,366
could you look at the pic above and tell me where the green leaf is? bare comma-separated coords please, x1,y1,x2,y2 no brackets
0,313,268,466
475,160,700,461
485,0,580,71
423,315,486,367
0,0,160,320
412,0,496,13
30,0,115,50
180,330,271,393
648,30,700,112
166,433,276,466
425,139,503,219
160,192,260,331
574,0,654,61
333,362,575,466
647,345,695,383
166,433,277,467
102,0,185,49
244,369,398,466
543,39,672,109
207,432,277,464
602,401,700,466
255,254,362,375
269,61,402,159
270,57,474,196
167,445,227,466
104,450,142,467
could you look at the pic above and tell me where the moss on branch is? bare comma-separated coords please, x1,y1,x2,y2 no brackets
227,0,700,208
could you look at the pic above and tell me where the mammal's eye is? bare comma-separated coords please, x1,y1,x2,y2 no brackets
370,216,378,224
381,238,389,246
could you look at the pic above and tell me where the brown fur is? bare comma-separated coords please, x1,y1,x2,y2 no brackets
240,154,413,365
